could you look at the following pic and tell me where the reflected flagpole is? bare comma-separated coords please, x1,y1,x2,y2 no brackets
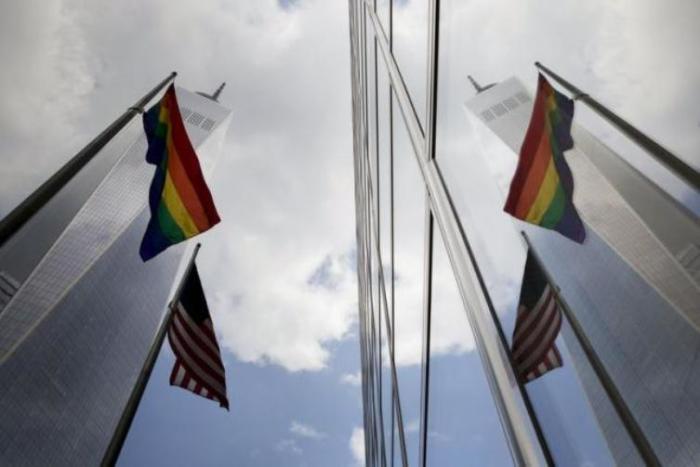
534,61,700,192
521,232,661,466
431,165,555,466
101,243,201,467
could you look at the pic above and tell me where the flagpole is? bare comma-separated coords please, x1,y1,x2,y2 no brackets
433,166,555,466
480,279,556,467
521,232,661,466
534,61,700,192
101,243,201,467
0,71,177,248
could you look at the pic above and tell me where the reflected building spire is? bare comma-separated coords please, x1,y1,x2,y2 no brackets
468,75,496,94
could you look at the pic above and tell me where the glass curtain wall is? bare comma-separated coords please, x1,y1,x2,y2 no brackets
349,0,549,465
351,0,700,466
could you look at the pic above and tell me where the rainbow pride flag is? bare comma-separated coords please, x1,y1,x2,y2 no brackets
504,74,585,243
140,84,220,261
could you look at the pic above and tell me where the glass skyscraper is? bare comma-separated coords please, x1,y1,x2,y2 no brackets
0,86,231,466
349,1,700,466
465,77,700,466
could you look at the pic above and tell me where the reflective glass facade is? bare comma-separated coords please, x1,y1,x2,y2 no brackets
0,87,231,465
464,78,700,467
349,1,700,466
350,2,545,465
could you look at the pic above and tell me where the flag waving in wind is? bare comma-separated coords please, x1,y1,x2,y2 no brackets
504,74,585,243
140,84,221,261
511,251,563,383
168,263,229,409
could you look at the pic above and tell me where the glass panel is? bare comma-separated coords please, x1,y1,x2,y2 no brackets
377,0,391,36
377,53,395,463
365,9,377,195
426,227,513,466
392,0,429,129
433,1,700,465
365,5,379,368
378,40,393,323
392,94,424,467
363,21,392,461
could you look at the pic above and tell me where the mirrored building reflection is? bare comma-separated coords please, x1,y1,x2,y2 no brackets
0,87,231,466
464,77,700,466
349,0,700,466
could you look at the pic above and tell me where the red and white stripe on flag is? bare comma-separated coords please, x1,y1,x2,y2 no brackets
511,284,563,383
167,302,229,409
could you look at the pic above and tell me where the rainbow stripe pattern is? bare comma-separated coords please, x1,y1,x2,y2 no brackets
504,74,585,243
140,84,220,261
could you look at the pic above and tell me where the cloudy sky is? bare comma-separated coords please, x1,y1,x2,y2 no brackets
1,0,699,465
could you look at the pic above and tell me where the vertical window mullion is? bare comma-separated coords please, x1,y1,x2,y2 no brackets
372,0,388,463
418,204,434,467
388,0,396,464
417,0,440,465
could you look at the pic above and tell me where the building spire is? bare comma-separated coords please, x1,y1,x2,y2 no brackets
196,82,226,103
468,75,496,95
211,82,225,102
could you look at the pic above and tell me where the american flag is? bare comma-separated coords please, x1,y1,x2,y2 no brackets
511,252,563,383
167,264,229,409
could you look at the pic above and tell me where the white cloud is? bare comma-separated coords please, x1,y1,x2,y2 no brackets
340,372,361,386
207,249,358,371
405,418,419,433
290,421,326,440
349,427,365,467
275,438,302,455
189,0,360,373
172,0,359,372
0,0,96,213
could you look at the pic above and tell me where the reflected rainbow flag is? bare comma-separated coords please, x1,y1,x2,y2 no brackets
504,74,585,243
